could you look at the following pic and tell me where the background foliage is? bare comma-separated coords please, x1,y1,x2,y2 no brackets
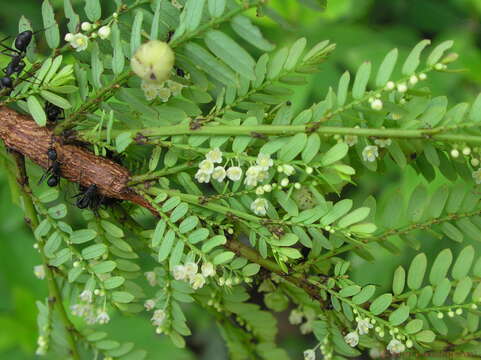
1,0,481,359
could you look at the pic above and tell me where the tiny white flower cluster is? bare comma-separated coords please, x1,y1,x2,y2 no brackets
36,336,48,356
344,316,374,348
33,265,45,280
448,146,481,184
64,18,113,52
151,309,166,327
288,308,316,335
71,303,110,325
362,145,379,162
374,138,392,148
172,261,215,290
141,79,184,102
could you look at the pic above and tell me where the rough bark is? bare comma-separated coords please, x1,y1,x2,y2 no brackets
0,106,156,214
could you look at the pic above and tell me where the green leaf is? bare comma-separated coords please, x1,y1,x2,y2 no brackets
85,0,101,22
352,285,376,304
213,251,235,265
111,23,124,75
441,222,463,243
405,319,423,334
152,220,166,248
427,40,454,66
337,71,350,107
42,0,60,49
101,220,124,238
158,230,176,262
131,11,143,57
40,90,71,109
202,235,226,253
278,133,307,162
278,247,302,259
179,216,198,234
389,304,410,326
392,266,405,296
302,134,321,163
170,203,189,223
429,249,452,285
112,291,134,303
205,30,255,80
407,253,427,290
416,330,435,343
64,0,80,33
82,244,107,260
116,132,133,153
470,93,481,123
188,228,209,244
184,0,206,32
339,285,361,297
230,16,275,52
70,229,97,244
150,0,161,40
369,293,393,315
208,0,226,17
285,38,307,71
352,61,371,99
182,42,237,87
432,278,451,306
407,185,428,222
321,199,353,226
453,276,472,304
402,39,431,75
376,48,398,87
452,246,475,280
27,96,47,126
338,207,370,228
242,264,260,277
169,241,185,269
320,143,349,166
267,47,289,79
92,261,116,274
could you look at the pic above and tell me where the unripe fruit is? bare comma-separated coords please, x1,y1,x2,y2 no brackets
131,40,175,84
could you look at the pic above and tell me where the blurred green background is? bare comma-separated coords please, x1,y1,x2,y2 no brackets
1,0,480,359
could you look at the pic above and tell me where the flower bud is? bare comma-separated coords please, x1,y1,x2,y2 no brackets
81,22,92,31
98,26,111,40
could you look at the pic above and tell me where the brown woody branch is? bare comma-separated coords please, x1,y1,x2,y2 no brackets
0,106,156,214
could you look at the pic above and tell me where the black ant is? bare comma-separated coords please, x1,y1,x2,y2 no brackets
38,148,61,187
45,102,64,122
74,184,103,210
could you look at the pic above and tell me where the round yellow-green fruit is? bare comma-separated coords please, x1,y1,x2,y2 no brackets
131,40,175,83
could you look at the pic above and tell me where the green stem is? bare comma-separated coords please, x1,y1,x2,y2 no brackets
97,124,481,144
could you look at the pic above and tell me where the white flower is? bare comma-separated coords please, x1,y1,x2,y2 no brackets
64,33,74,42
357,318,373,335
251,198,268,216
397,83,408,93
212,166,226,182
288,309,304,325
409,75,418,85
185,262,198,278
141,80,162,101
81,22,92,31
173,265,188,280
451,149,459,158
362,145,379,162
374,138,392,148
195,170,210,183
344,331,359,347
152,309,166,326
472,158,480,167
98,25,111,40
199,159,215,174
256,153,273,170
69,33,89,52
256,187,265,195
282,164,295,176
201,262,215,277
371,99,383,111
226,166,243,181
345,134,358,147
303,349,316,360
166,80,184,96
144,271,157,286
190,273,206,289
280,178,289,187
96,311,110,324
144,299,156,311
257,170,269,182
33,265,45,280
245,165,262,187
158,87,172,102
473,169,481,184
206,148,223,163
385,81,395,90
387,339,405,354
300,321,313,334
79,290,93,303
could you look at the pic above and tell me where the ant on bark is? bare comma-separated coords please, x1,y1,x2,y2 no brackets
38,148,61,187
